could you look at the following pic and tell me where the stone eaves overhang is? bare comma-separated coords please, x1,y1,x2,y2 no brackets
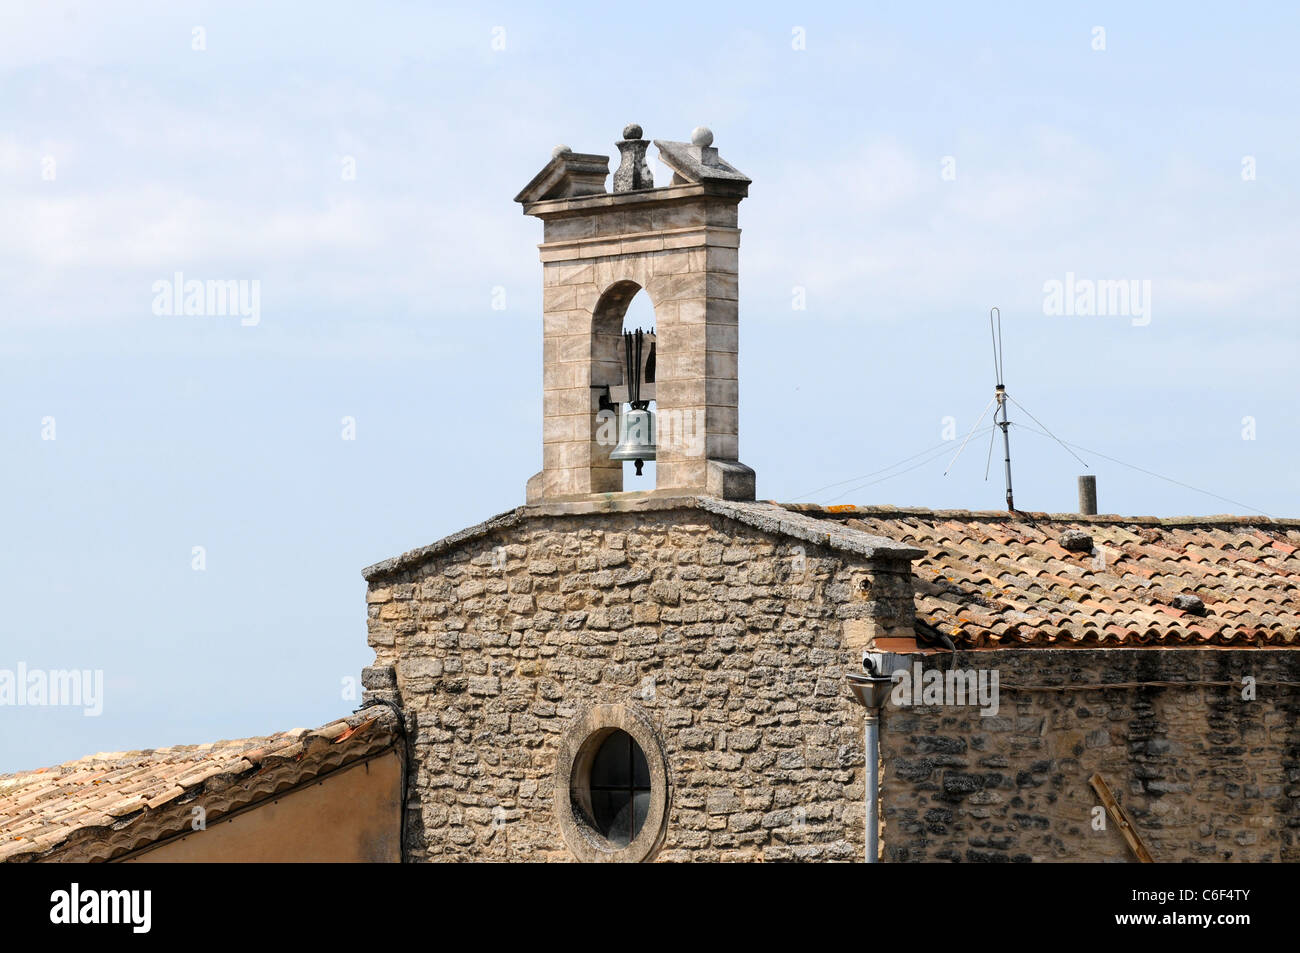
518,180,749,220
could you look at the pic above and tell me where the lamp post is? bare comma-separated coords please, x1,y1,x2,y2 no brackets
846,655,894,864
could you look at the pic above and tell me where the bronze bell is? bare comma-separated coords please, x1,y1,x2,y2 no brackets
609,328,656,476
610,407,656,475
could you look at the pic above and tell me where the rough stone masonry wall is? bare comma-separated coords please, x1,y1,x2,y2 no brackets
881,648,1300,862
365,509,880,862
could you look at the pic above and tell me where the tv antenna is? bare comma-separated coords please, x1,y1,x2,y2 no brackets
946,307,1086,511
990,307,1014,511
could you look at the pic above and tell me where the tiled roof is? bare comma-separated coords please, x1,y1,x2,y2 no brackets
785,504,1300,648
0,707,401,863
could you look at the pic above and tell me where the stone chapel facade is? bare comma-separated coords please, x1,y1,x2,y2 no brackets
358,125,905,860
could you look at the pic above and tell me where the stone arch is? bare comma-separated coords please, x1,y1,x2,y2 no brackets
591,279,647,390
589,279,661,493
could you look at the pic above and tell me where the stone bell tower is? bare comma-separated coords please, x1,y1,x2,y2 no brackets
515,124,756,502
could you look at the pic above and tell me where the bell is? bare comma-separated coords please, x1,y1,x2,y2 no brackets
610,407,656,475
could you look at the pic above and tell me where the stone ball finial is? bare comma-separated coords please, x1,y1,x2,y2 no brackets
691,126,714,147
622,123,643,140
552,144,572,158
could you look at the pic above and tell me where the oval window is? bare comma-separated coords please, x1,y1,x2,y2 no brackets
555,704,669,862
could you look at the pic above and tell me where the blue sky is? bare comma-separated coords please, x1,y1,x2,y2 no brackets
2,1,1297,771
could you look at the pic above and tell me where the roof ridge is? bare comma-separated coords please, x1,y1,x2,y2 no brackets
0,711,394,781
779,502,1300,528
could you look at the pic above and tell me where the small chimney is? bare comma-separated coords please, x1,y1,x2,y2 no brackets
1078,475,1098,515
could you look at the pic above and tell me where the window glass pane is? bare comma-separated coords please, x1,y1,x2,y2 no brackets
606,793,636,848
632,740,650,788
590,791,625,844
631,790,651,839
590,731,631,788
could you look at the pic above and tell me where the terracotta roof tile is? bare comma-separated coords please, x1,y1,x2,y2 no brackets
783,503,1300,648
0,707,401,863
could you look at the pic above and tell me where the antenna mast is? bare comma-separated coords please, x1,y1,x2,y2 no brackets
990,307,1015,512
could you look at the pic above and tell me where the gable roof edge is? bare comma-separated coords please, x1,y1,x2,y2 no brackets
362,496,922,582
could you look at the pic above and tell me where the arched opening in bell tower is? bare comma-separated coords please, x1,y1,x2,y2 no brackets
592,280,658,491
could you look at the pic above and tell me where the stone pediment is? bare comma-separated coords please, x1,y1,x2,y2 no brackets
652,138,751,188
514,149,610,204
